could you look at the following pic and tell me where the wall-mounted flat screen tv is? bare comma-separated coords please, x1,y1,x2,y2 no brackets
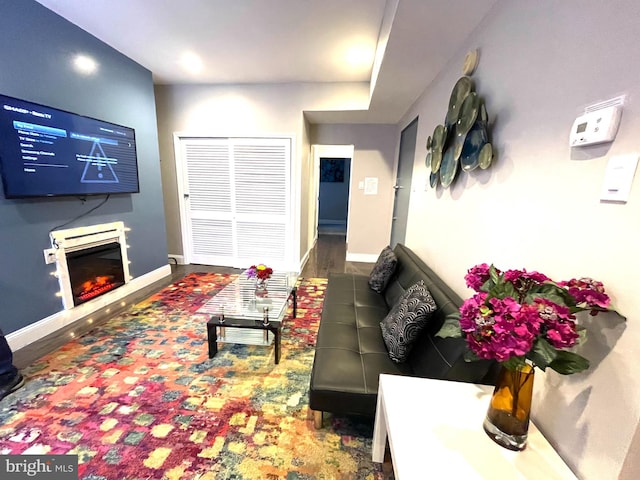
0,93,139,198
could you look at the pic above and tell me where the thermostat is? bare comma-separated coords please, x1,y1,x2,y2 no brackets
569,105,622,147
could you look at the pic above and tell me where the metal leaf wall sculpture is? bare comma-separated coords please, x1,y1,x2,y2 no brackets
427,75,494,189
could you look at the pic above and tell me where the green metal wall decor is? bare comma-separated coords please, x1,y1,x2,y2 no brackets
427,52,494,189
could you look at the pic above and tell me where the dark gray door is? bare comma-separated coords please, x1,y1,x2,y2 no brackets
390,117,418,247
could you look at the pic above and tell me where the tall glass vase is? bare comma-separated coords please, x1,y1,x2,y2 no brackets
255,277,269,292
483,363,535,451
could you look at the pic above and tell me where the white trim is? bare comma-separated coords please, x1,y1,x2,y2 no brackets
168,254,186,265
173,132,296,140
314,145,354,158
291,136,300,273
173,133,192,265
6,264,171,352
298,246,310,274
309,145,320,246
346,252,378,263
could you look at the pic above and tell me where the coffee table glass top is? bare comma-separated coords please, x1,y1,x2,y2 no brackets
197,270,298,323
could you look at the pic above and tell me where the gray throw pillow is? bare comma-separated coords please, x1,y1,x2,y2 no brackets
380,280,437,363
368,246,398,293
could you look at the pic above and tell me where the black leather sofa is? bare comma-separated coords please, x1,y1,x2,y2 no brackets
309,243,498,428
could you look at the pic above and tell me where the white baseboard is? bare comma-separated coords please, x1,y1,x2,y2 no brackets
6,264,172,352
299,247,310,274
346,252,378,263
168,253,186,265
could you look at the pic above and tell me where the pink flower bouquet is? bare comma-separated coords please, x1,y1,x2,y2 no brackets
438,264,613,374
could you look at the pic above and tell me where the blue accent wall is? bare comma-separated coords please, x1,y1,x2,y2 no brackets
0,0,168,334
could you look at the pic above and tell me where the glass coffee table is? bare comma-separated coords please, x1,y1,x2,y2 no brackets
197,271,298,364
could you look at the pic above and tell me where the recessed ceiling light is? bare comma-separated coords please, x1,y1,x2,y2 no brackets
73,54,98,75
344,43,375,71
181,51,203,74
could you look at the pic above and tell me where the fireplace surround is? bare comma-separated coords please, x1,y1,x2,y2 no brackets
50,221,131,310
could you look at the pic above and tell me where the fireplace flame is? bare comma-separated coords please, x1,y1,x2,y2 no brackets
78,275,117,301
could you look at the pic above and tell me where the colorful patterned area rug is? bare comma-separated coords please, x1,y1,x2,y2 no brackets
0,273,385,479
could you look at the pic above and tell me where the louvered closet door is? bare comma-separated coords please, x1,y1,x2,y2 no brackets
180,137,291,268
232,138,290,265
181,138,234,265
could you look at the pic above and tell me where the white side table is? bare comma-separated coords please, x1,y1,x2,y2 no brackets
372,374,577,479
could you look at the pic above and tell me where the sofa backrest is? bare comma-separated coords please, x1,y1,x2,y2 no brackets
383,244,498,384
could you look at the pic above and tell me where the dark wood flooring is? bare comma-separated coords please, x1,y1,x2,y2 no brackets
301,234,372,278
13,235,372,370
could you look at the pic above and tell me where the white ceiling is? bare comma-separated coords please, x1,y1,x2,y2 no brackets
35,0,498,123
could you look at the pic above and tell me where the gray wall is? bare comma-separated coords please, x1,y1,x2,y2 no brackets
0,0,168,334
311,124,397,257
153,82,370,265
399,1,640,478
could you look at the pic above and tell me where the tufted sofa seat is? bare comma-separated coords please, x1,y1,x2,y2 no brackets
309,243,498,428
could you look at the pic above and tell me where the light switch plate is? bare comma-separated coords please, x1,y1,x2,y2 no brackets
364,177,378,195
600,154,639,202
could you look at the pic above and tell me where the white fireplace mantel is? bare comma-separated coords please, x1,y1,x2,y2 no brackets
50,221,131,310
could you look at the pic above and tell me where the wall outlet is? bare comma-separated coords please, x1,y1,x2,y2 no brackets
43,248,57,264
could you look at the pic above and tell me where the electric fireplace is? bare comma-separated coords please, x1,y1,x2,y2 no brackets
67,242,125,306
50,221,131,310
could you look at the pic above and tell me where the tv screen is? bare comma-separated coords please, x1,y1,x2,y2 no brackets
0,93,139,198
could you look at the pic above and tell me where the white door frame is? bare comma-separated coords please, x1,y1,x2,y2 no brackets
311,144,354,242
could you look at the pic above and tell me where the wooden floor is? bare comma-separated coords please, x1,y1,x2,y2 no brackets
13,235,373,370
301,234,372,278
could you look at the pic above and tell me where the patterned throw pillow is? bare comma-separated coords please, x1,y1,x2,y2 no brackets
380,280,438,363
368,246,398,293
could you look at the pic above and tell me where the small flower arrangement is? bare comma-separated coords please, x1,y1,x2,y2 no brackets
246,264,273,281
437,263,614,375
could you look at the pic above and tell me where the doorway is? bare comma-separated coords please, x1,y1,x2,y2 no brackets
390,117,418,247
310,145,354,242
318,157,350,235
